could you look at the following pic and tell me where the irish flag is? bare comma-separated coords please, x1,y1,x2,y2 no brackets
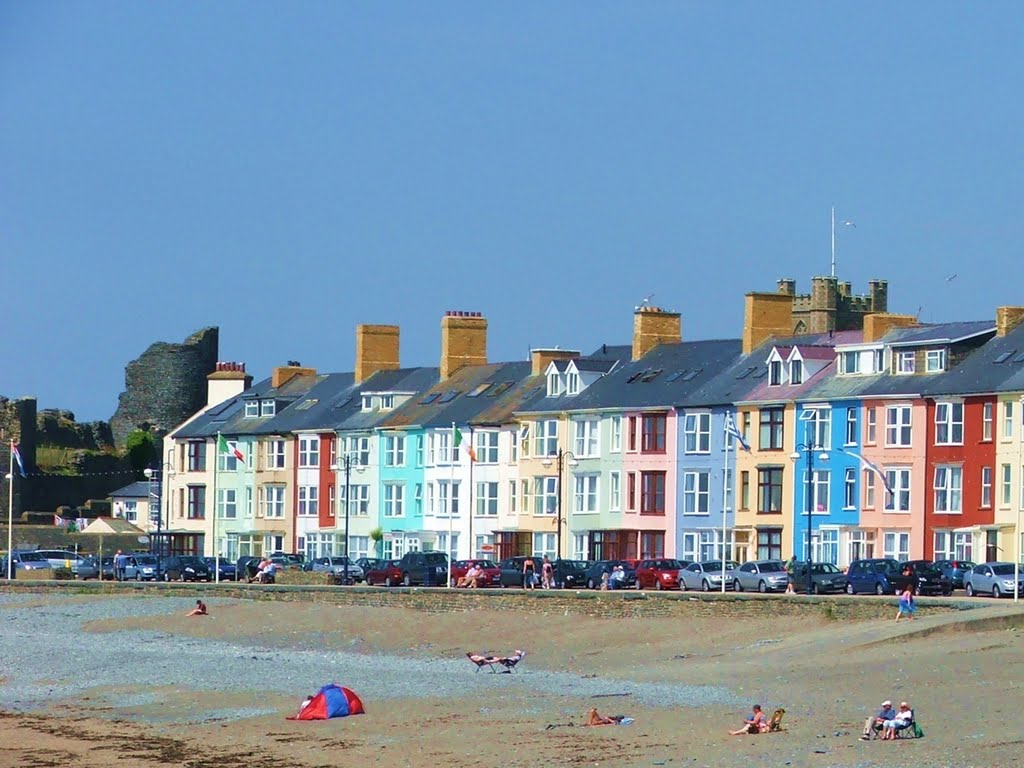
218,434,244,461
452,427,476,462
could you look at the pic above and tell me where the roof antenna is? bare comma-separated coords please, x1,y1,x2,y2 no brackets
635,293,655,311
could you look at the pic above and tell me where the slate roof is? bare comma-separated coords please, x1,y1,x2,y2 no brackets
882,320,995,346
108,481,151,499
922,322,1024,396
329,367,440,432
172,376,278,439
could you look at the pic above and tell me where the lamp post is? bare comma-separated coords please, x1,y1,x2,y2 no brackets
1016,395,1024,603
331,452,363,585
789,424,829,595
542,449,577,567
143,463,174,577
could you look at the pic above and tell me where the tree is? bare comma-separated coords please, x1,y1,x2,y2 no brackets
370,526,384,558
125,429,158,473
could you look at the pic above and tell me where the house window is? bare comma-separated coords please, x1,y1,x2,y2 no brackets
384,435,406,467
842,351,860,375
298,436,319,468
264,485,285,519
981,466,992,508
535,420,558,458
757,529,783,560
640,531,665,559
122,500,138,522
547,371,562,397
328,485,335,518
438,480,460,516
627,472,636,510
379,394,394,410
187,441,206,472
982,402,993,441
790,359,803,384
1002,464,1013,505
759,408,784,450
1004,401,1014,439
682,471,710,515
933,531,951,561
383,483,405,517
806,408,831,450
297,486,318,517
803,469,830,514
416,435,424,466
757,468,783,514
345,436,370,465
769,360,782,385
267,439,286,469
739,470,750,510
883,531,910,561
641,414,667,453
817,528,840,565
566,371,580,395
935,402,964,445
341,485,370,516
845,408,857,445
573,475,599,513
933,466,963,513
896,351,915,374
926,349,946,372
260,399,276,417
847,529,876,562
683,412,711,453
884,468,912,512
533,477,558,516
509,430,518,463
476,482,498,516
217,489,237,520
244,401,259,418
187,486,206,519
518,424,530,458
844,467,856,509
520,479,530,513
873,348,886,373
573,419,600,458
609,471,621,511
863,469,875,508
640,471,666,515
954,532,974,561
414,483,423,516
475,431,499,464
866,407,877,444
627,416,638,451
475,534,494,560
610,416,622,452
218,439,244,472
885,405,912,447
533,533,556,559
508,480,517,514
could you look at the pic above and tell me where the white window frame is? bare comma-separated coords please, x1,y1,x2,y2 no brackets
267,439,286,469
926,349,946,372
566,370,580,395
297,485,318,517
573,418,600,458
573,474,599,513
882,531,910,561
981,466,992,508
681,471,710,515
244,401,259,418
1002,464,1013,506
863,468,875,508
438,480,460,517
547,371,562,397
264,485,286,519
933,465,963,513
217,488,237,520
885,405,912,447
384,435,406,467
475,431,499,464
610,416,622,453
884,467,912,512
535,420,558,458
383,483,405,518
790,358,803,384
609,471,621,512
769,360,782,386
802,469,831,514
476,481,498,516
983,402,993,441
866,407,877,444
896,351,915,375
533,532,556,559
1004,401,1014,439
683,412,711,454
845,408,857,446
533,476,558,516
843,467,856,509
935,402,964,446
298,435,319,468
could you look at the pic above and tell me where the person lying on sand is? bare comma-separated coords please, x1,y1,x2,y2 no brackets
587,708,630,726
186,599,208,617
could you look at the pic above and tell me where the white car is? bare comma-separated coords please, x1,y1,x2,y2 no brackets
734,560,789,593
679,561,738,592
309,556,365,582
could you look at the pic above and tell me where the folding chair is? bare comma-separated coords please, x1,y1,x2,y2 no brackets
466,653,503,673
495,649,526,673
766,708,785,732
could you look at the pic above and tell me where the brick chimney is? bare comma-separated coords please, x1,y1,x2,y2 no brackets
207,362,252,407
863,313,919,344
632,306,681,361
742,292,795,355
531,348,581,376
996,306,1024,337
272,363,317,388
440,311,487,379
355,324,400,384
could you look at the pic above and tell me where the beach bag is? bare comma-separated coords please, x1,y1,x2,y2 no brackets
912,722,924,738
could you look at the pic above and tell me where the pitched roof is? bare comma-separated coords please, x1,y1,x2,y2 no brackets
108,481,151,499
922,321,1024,396
329,367,440,432
884,320,995,346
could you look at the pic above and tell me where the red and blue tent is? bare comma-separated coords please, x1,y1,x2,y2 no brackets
289,684,365,720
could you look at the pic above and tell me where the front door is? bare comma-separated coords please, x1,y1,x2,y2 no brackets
986,530,999,563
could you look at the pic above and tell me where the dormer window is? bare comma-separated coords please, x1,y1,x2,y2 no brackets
790,359,803,385
769,360,783,386
926,349,946,373
873,349,886,373
244,401,259,418
260,399,276,417
361,394,373,411
547,371,562,397
896,351,915,375
380,394,394,410
566,371,580,395
842,351,860,375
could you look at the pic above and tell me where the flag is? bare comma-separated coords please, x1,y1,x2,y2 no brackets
846,450,894,496
11,442,27,477
723,413,751,452
453,427,476,462
218,434,244,461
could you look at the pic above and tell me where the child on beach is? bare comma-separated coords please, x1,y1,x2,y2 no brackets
895,587,915,622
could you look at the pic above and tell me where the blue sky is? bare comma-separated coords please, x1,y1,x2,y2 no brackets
2,2,1021,421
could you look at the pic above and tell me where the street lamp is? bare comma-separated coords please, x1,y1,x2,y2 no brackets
542,449,577,568
331,453,365,585
143,464,174,577
789,427,829,595
1016,395,1024,603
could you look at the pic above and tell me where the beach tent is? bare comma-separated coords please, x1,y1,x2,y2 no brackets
289,684,364,720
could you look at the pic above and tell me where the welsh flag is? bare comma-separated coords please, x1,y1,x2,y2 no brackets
218,434,244,461
453,427,476,462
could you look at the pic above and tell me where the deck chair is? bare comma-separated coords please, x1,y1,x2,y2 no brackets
766,708,785,732
466,652,503,673
495,649,526,673
896,713,922,739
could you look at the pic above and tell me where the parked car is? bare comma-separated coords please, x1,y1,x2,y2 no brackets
448,559,501,587
203,557,237,581
123,554,161,581
895,560,952,596
552,559,591,589
355,557,386,576
497,556,543,587
365,559,403,586
933,559,976,590
397,551,448,586
845,558,902,595
269,552,305,570
635,559,689,590
309,556,365,583
791,562,848,594
236,556,276,583
584,560,638,589
734,560,789,593
162,555,212,582
679,561,738,591
33,549,99,580
1,550,52,576
964,562,1024,598
98,556,116,580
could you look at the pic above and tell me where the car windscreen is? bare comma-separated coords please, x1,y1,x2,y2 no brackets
423,554,447,564
703,561,733,571
20,552,47,562
991,564,1016,575
813,563,842,574
761,561,786,572
561,560,588,569
473,561,496,568
329,557,351,564
134,556,157,565
878,560,901,572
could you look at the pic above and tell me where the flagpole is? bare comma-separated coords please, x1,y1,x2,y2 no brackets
447,423,456,588
830,205,836,278
468,426,474,561
6,441,14,580
721,417,730,593
213,433,220,584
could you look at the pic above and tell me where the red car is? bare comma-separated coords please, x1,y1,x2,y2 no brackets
366,559,403,587
635,558,690,590
450,559,501,587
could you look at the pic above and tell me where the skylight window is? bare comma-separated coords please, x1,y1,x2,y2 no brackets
994,352,1014,364
640,369,662,383
488,382,514,397
735,367,757,380
332,396,353,410
1014,352,1024,363
466,383,492,398
627,371,645,383
437,391,459,403
295,399,318,411
682,369,701,381
419,393,440,405
665,371,686,382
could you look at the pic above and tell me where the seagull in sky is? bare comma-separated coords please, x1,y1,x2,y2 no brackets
946,273,958,282
841,220,856,228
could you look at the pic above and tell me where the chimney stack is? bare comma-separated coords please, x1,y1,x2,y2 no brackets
863,313,919,343
272,363,317,388
440,311,487,379
632,306,681,361
742,291,795,355
355,324,400,384
207,362,252,407
996,306,1024,337
531,348,581,376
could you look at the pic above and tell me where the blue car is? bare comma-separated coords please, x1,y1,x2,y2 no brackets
203,557,237,581
845,558,902,595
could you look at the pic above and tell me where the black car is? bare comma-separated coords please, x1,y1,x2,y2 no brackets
897,560,953,596
162,555,212,582
584,560,637,590
396,551,448,586
790,561,848,594
497,556,543,587
553,559,591,589
203,557,237,581
932,559,976,590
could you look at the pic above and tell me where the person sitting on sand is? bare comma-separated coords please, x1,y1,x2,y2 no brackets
729,704,768,735
587,708,625,726
881,702,913,740
186,599,208,617
861,699,895,739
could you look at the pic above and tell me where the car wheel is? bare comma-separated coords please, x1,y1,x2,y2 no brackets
942,586,952,596
735,580,743,592
587,578,596,589
402,572,411,587
993,585,1001,598
966,583,975,597
701,579,711,592
679,579,687,591
875,583,885,596
179,573,187,582
134,573,142,582
758,580,768,593
654,580,663,591
812,582,821,595
162,573,169,582
385,576,393,587
845,583,855,595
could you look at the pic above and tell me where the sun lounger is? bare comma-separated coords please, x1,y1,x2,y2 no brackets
466,649,526,673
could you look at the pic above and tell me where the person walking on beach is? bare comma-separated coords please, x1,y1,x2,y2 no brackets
522,556,536,589
114,549,126,582
895,586,916,622
542,556,554,589
784,555,796,594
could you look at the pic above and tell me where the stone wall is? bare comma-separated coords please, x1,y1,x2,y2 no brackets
109,327,219,448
